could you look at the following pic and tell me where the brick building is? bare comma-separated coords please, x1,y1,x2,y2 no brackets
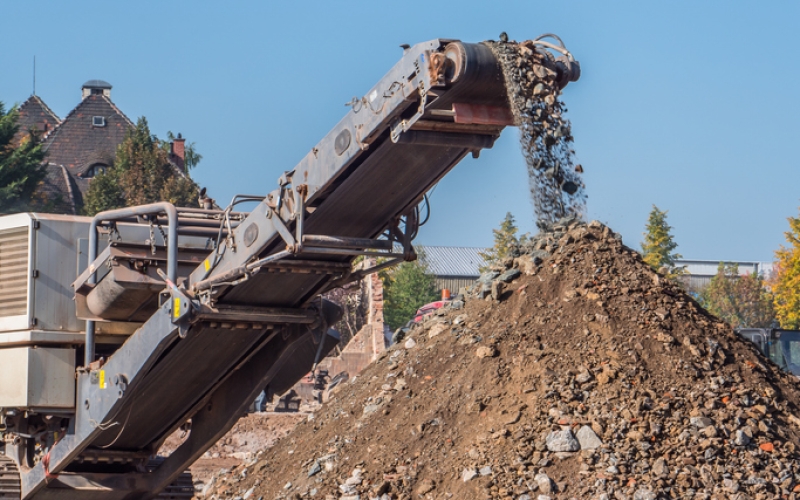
14,81,188,214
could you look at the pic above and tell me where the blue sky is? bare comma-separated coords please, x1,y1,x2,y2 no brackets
2,1,798,262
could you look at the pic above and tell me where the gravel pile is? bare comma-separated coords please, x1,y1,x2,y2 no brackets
485,39,586,223
201,219,800,500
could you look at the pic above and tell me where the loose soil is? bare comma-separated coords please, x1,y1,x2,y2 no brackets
201,219,800,500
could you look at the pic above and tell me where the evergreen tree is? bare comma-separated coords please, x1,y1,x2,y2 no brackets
641,205,684,279
479,212,526,271
700,263,775,328
382,253,439,330
84,117,199,215
772,209,800,328
0,102,46,212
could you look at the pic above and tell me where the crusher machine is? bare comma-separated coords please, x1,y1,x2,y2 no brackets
0,35,579,499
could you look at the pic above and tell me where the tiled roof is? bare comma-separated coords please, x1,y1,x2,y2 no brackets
19,86,195,215
418,245,488,277
29,163,78,214
42,94,133,181
13,95,61,145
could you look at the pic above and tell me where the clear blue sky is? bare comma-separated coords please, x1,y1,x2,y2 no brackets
2,1,798,262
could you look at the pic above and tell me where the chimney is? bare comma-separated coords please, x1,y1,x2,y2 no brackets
171,133,186,172
81,80,112,100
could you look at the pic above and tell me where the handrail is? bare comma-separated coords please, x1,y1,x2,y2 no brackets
84,202,179,367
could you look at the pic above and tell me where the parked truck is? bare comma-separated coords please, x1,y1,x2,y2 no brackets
0,35,579,499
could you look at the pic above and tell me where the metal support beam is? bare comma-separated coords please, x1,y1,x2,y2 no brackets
22,307,180,499
84,203,179,367
147,326,337,496
302,234,393,251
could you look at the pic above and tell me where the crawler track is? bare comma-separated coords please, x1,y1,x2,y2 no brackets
147,458,194,499
157,474,194,499
0,455,20,500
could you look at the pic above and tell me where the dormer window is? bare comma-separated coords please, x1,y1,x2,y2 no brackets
86,164,107,178
92,116,106,127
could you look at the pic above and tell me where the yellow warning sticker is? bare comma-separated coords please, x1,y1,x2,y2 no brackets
204,259,210,271
99,369,106,389
173,297,180,319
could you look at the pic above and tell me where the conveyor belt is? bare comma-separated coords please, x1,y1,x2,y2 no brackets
19,36,580,500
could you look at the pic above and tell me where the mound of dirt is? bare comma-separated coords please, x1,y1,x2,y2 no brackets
203,219,800,500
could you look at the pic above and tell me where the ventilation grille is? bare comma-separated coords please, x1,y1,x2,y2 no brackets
0,227,29,317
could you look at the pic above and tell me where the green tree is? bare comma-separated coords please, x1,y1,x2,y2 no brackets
479,212,526,271
84,117,199,215
160,131,202,172
382,254,439,330
772,210,800,328
0,102,46,212
641,205,684,279
83,169,124,215
700,263,775,328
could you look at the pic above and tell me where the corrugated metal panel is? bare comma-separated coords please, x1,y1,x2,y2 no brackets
419,246,487,278
435,277,477,294
0,226,29,317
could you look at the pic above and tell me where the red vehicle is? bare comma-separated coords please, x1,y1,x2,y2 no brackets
413,300,447,322
412,289,452,323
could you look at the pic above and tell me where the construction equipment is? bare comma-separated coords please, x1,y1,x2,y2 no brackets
0,36,579,499
737,328,800,377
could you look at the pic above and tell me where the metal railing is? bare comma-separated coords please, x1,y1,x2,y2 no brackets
84,203,178,367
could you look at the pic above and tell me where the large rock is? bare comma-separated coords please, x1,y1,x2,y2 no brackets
427,323,447,339
545,429,579,452
498,268,521,283
575,425,602,450
633,489,656,500
477,271,500,284
534,472,554,494
652,458,669,477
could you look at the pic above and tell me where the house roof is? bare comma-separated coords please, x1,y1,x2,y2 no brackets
83,80,112,90
29,164,79,215
418,246,487,277
42,94,133,178
13,95,61,145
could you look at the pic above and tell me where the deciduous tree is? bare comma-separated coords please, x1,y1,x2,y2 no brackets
0,102,46,212
641,205,685,279
772,210,800,328
700,263,775,328
84,117,199,215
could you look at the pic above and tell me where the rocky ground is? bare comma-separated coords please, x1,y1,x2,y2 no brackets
159,412,305,494
198,218,800,500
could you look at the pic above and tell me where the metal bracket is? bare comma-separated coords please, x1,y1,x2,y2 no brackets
390,85,428,143
156,269,193,337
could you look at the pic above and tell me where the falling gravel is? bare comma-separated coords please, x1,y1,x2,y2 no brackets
486,38,586,223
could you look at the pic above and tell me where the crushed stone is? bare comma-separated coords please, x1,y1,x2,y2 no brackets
486,38,586,223
202,218,800,500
